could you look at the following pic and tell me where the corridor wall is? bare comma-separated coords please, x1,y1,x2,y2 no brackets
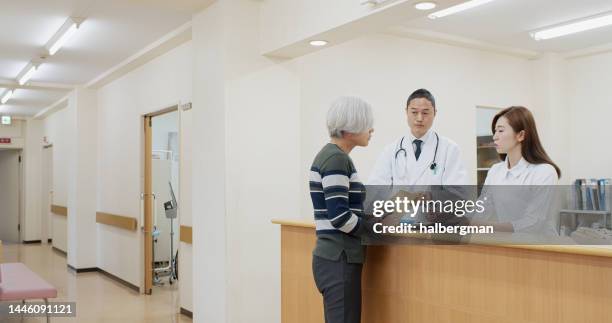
96,40,193,290
43,105,75,252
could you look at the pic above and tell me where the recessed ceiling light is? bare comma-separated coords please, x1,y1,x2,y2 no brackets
310,40,329,47
531,12,612,41
415,2,437,10
428,0,496,19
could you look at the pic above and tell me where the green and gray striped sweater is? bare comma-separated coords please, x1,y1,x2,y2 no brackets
309,143,366,263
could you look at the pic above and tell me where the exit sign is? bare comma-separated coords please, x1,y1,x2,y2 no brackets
1,116,11,125
0,138,11,144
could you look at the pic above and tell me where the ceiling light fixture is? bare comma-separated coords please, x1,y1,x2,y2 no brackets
415,2,437,10
428,0,496,19
46,17,84,56
310,40,328,47
17,62,39,85
531,12,612,41
1,89,14,105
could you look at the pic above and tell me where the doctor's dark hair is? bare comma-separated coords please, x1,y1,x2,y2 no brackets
406,88,436,110
492,106,561,178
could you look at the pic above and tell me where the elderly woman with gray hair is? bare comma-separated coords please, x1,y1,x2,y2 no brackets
309,96,374,323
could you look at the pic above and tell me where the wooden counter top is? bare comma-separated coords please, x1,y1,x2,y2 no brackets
272,218,612,258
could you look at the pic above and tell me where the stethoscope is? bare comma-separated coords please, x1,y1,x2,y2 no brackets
394,132,439,172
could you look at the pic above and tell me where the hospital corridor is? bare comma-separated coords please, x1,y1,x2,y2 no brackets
2,1,612,323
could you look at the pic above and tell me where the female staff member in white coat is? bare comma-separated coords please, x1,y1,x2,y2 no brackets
368,89,469,186
472,106,561,233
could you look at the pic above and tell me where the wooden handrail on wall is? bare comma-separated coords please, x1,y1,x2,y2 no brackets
50,205,67,216
96,212,138,231
180,226,192,244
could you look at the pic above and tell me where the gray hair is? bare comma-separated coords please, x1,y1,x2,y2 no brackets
327,96,374,138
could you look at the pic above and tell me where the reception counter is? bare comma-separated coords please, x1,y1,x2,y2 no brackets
273,219,612,323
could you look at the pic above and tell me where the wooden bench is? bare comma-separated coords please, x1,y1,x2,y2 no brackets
0,262,58,322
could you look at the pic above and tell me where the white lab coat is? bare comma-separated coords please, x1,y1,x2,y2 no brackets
368,129,469,186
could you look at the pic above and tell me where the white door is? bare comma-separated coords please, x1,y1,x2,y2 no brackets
0,149,21,243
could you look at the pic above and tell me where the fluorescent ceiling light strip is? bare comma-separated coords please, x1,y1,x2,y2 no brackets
532,13,612,40
47,18,82,56
18,64,37,85
1,90,14,104
428,0,496,19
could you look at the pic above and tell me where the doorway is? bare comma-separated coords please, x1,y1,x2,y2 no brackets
0,149,22,243
143,106,180,295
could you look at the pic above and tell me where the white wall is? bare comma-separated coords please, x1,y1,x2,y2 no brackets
192,2,301,322
67,88,98,269
44,106,75,252
530,54,571,184
23,119,43,241
96,41,192,288
566,52,612,180
192,4,229,321
0,119,25,149
224,50,300,323
178,107,193,312
298,34,535,217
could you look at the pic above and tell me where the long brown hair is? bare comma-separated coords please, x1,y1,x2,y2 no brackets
492,106,561,178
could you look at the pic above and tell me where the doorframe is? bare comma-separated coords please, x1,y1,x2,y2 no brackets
41,144,54,244
18,148,23,243
143,104,179,295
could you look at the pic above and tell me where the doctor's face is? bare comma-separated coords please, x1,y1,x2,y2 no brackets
406,98,436,138
493,116,524,154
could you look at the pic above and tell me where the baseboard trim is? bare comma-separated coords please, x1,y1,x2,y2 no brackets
64,265,140,293
67,265,98,273
52,246,67,256
98,268,140,294
180,307,193,318
23,240,42,244
97,268,141,293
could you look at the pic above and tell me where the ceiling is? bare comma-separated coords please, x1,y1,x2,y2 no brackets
401,0,612,54
3,0,612,117
0,0,210,117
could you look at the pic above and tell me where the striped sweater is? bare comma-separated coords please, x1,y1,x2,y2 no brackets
309,143,366,263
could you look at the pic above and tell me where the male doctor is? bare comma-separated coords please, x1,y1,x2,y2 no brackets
369,89,469,186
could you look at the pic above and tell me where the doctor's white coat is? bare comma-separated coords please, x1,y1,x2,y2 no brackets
368,132,469,186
